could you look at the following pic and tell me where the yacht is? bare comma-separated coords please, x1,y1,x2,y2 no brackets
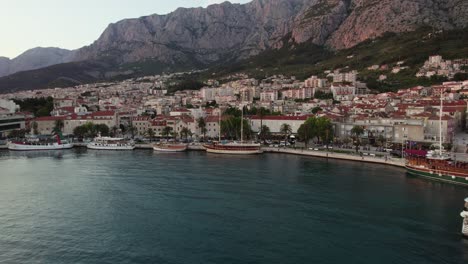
8,135,73,151
87,136,135,150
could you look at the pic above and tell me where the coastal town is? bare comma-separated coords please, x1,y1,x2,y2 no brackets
1,55,467,156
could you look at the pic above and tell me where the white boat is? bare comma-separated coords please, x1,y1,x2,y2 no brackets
8,135,73,151
87,137,135,150
153,143,187,152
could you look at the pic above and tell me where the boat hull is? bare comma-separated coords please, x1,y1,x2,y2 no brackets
153,145,187,152
406,165,468,186
87,144,135,150
204,145,263,155
8,143,73,151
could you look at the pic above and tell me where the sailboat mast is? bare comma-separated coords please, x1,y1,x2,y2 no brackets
219,108,221,142
241,107,244,143
439,91,443,153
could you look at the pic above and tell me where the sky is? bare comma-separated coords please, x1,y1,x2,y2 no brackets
0,0,252,59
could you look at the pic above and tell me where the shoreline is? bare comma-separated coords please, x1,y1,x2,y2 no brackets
262,147,405,168
1,143,404,168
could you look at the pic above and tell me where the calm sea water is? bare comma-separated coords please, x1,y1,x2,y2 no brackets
0,149,467,264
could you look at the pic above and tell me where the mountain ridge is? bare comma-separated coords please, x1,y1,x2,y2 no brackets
1,0,467,92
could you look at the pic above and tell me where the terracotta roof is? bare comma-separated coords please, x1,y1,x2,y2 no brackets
250,115,310,121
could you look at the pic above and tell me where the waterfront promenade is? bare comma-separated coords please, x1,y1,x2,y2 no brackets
0,143,405,167
263,147,405,168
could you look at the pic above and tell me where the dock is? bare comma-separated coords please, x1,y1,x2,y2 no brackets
263,147,405,168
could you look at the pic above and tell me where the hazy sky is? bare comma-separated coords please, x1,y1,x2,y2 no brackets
0,0,251,59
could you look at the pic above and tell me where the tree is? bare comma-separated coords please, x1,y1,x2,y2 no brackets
351,125,365,153
146,128,155,142
197,117,207,139
162,126,173,138
73,126,88,138
111,126,119,137
257,107,268,141
54,119,64,133
315,117,334,147
126,125,137,139
8,129,27,139
94,124,110,137
297,117,317,148
280,123,292,145
259,125,271,142
180,127,191,140
221,116,252,140
31,121,39,135
311,107,323,114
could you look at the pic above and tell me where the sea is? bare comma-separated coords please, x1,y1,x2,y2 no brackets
0,149,467,264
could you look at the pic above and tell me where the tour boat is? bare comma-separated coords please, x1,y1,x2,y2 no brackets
153,143,187,152
204,108,262,155
461,198,468,238
405,93,468,185
8,135,73,151
87,136,135,150
204,142,262,155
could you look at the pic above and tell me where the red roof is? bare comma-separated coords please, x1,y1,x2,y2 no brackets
250,115,310,121
34,116,65,121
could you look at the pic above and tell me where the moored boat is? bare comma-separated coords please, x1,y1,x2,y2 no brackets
204,142,262,155
87,136,135,150
8,134,73,151
461,198,468,238
404,92,468,185
153,143,187,152
405,152,468,186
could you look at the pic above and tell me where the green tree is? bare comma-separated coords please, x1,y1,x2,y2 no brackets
180,127,191,140
31,121,39,135
94,124,110,137
297,117,317,148
162,126,173,138
315,117,334,147
73,125,88,138
197,117,207,139
146,128,155,142
311,107,323,114
351,125,365,153
111,126,119,137
221,116,252,140
8,129,27,139
280,123,292,144
259,125,271,142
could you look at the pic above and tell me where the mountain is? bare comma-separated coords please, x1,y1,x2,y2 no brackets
73,0,468,64
1,0,468,92
0,47,74,77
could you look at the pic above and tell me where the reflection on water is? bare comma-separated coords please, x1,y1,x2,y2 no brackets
0,149,467,264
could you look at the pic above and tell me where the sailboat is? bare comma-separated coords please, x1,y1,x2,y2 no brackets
405,92,468,185
204,107,262,155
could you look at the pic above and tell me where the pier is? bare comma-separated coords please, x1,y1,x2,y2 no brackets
263,147,405,168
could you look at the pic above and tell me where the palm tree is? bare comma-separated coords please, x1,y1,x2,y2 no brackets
127,125,137,139
280,123,292,146
31,121,39,135
351,125,365,153
146,128,155,142
257,107,268,141
180,127,191,141
111,126,119,137
197,117,207,139
162,126,173,139
259,125,271,142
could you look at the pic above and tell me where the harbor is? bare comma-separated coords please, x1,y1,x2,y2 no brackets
0,149,467,264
